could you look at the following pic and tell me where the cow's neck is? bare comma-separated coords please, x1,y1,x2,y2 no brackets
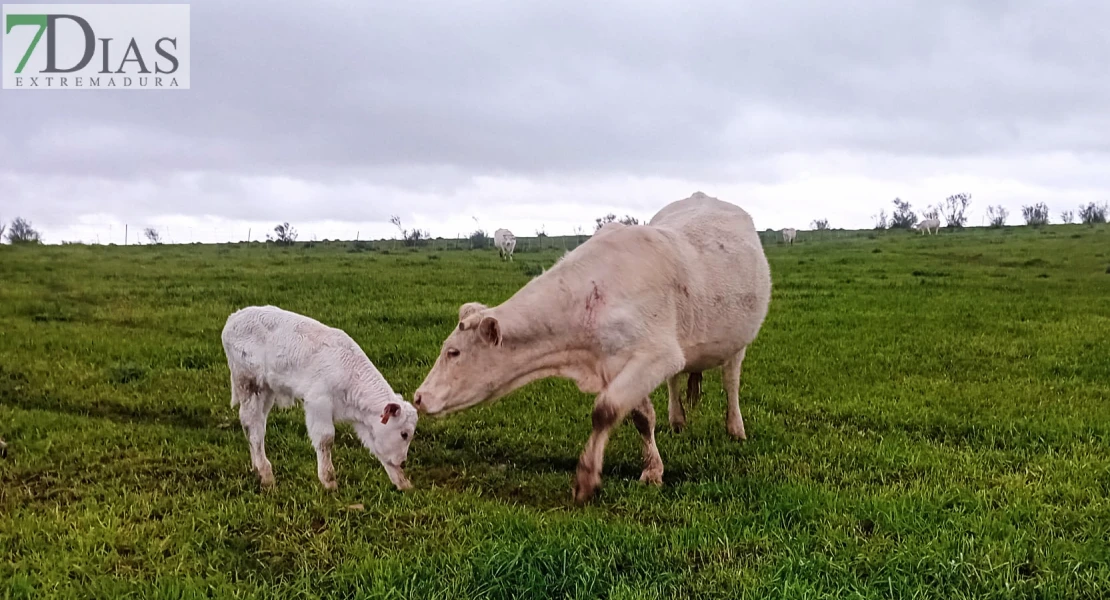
488,272,603,397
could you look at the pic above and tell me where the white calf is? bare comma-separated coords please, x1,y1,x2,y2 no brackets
221,305,418,491
782,228,797,245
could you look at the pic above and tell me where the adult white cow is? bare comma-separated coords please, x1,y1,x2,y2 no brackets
413,191,772,503
915,218,941,235
494,228,517,261
782,228,797,245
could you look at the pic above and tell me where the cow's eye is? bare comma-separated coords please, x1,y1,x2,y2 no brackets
401,432,409,440
447,348,460,358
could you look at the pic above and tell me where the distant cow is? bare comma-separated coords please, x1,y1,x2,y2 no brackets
414,191,772,503
494,228,517,260
782,228,797,245
915,218,941,235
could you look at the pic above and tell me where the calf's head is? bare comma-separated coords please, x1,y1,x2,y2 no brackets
414,302,512,415
369,394,418,487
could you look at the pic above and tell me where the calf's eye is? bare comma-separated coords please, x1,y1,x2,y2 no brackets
447,348,460,358
401,432,409,440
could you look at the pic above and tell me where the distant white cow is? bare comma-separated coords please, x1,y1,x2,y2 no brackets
494,228,517,260
782,228,797,245
915,218,941,235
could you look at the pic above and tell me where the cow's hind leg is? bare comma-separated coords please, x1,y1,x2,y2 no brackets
724,348,749,440
686,372,702,407
669,372,701,432
666,375,685,432
629,397,664,486
574,350,683,503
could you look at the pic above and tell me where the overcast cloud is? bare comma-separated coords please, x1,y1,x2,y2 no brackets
2,0,1109,243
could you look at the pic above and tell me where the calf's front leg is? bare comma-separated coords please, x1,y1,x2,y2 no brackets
304,401,338,491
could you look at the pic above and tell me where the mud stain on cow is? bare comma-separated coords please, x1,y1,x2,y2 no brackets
584,282,604,328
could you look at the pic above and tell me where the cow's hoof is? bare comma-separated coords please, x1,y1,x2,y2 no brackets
639,469,664,487
573,473,601,504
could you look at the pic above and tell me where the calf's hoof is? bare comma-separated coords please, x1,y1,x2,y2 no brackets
669,420,685,433
319,466,338,491
259,474,276,490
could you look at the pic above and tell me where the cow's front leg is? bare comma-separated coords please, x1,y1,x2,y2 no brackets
574,350,682,504
630,397,663,486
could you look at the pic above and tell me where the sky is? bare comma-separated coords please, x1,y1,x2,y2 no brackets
2,0,1109,244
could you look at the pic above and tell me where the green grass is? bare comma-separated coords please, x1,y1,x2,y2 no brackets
2,226,1109,599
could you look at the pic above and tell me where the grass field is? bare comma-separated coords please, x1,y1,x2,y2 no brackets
2,225,1110,599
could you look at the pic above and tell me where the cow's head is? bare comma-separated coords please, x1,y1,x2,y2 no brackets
413,302,514,415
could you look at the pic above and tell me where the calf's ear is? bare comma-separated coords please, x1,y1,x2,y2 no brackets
381,402,401,424
478,316,502,346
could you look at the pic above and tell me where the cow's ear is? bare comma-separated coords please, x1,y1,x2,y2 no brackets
478,316,502,346
458,302,487,328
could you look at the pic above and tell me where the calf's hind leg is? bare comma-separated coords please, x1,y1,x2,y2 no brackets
235,376,276,487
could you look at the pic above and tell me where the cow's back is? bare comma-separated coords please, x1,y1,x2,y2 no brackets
648,192,772,368
648,191,759,246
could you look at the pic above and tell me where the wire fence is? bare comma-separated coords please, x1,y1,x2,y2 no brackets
12,220,1102,249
